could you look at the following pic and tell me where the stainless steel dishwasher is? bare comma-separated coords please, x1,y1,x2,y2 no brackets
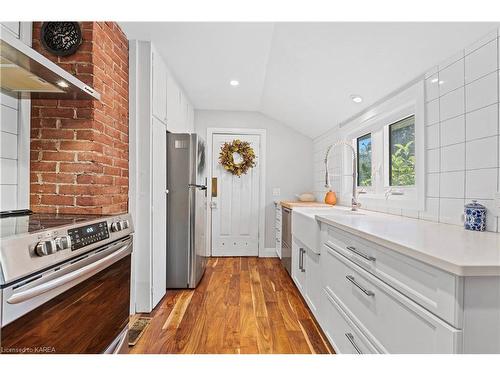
281,207,292,275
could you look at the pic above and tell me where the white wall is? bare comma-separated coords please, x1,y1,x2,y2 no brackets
313,29,500,232
195,110,314,248
0,23,31,213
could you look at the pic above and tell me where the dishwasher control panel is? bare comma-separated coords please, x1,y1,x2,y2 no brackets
68,221,109,251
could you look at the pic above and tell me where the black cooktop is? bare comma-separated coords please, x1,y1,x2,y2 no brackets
0,210,110,238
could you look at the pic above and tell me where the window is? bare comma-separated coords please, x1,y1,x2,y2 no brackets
345,81,424,210
356,133,372,186
388,115,415,186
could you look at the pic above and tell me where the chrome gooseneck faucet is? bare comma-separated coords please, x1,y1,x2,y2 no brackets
324,140,361,211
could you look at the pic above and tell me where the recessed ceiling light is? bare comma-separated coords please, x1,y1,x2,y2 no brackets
431,78,438,83
438,80,444,85
350,95,363,103
57,80,69,88
229,80,239,87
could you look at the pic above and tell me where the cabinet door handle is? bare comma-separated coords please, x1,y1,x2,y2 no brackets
299,248,305,272
345,333,363,354
346,246,376,261
346,275,375,296
298,248,303,271
301,248,306,272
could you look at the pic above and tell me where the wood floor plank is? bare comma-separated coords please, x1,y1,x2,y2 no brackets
130,257,334,354
239,266,260,354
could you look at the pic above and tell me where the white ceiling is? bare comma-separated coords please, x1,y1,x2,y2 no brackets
120,22,500,138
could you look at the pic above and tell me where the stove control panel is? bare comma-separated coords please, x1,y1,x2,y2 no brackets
68,221,109,251
110,219,130,232
35,235,74,257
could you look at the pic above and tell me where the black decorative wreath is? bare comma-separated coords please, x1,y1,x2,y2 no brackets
41,22,82,57
219,139,256,176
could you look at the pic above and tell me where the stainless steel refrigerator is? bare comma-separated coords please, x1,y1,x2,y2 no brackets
167,133,208,289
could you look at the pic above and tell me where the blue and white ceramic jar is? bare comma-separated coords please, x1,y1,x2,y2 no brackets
464,200,486,231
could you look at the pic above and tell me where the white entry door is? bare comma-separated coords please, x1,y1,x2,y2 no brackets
211,133,260,256
151,118,167,307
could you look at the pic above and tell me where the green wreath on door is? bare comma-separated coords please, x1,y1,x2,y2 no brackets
219,139,256,177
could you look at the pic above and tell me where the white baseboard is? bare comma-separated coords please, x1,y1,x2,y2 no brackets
259,247,278,258
212,248,258,257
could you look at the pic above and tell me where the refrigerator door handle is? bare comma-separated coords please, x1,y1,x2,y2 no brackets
188,184,207,190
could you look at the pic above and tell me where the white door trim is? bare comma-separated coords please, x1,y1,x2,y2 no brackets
206,127,267,257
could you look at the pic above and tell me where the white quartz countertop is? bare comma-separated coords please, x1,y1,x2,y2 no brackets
314,207,500,276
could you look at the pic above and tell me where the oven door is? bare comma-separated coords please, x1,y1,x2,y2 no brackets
0,237,132,354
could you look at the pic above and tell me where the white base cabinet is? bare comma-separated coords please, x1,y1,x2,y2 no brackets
289,214,500,353
291,239,306,295
322,244,461,353
291,237,322,321
322,288,379,354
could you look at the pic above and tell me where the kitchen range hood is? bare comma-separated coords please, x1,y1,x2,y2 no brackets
0,30,100,100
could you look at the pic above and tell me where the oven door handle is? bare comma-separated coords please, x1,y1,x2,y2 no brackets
7,242,132,305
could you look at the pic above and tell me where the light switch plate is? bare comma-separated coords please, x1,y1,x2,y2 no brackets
272,188,281,197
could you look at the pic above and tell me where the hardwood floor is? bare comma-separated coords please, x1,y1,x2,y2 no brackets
130,257,334,354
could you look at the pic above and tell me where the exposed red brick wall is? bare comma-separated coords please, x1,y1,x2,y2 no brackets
30,22,129,215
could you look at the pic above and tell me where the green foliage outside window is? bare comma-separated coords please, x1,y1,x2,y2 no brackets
390,116,415,186
357,134,372,186
391,140,415,186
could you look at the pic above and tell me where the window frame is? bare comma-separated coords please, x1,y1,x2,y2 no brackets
356,132,372,187
342,81,425,211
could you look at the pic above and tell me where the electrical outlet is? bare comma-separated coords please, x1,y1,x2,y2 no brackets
272,188,281,197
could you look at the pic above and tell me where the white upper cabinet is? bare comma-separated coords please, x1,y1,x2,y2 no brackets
166,73,179,132
166,72,194,134
152,49,167,124
186,101,195,133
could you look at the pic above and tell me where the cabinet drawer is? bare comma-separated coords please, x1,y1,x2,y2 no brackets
323,225,462,327
322,245,462,353
321,289,379,354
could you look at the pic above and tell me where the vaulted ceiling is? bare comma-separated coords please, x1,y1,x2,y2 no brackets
120,22,499,138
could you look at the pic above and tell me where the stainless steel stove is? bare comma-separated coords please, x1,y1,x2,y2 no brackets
0,211,134,354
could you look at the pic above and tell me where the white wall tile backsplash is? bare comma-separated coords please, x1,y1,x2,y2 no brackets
439,198,465,226
0,23,23,212
0,104,18,134
313,29,500,232
465,39,498,83
440,87,465,121
440,115,465,146
426,149,440,173
466,136,498,170
440,171,465,198
0,185,17,211
425,124,440,149
425,98,440,125
426,173,440,197
466,168,498,199
440,143,465,172
465,71,498,112
0,100,19,211
466,104,498,141
439,59,464,95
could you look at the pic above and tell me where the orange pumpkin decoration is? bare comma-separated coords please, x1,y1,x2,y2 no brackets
324,190,337,205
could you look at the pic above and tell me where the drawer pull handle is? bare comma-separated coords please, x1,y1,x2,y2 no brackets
345,333,363,354
299,248,306,272
346,246,376,261
346,275,375,296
